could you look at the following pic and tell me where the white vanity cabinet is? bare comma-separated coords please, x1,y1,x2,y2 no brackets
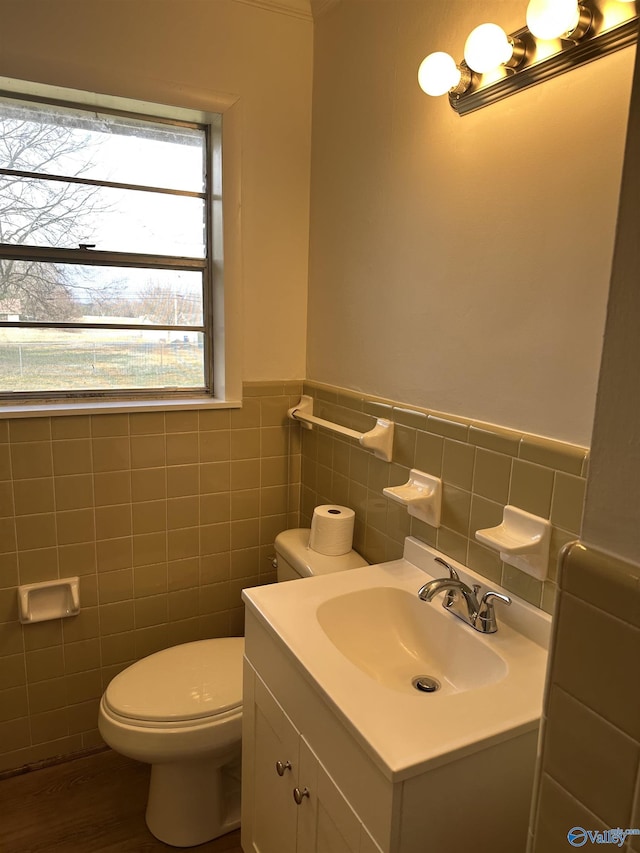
241,551,545,853
243,657,383,853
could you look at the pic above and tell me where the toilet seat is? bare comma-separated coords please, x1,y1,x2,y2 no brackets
103,637,244,726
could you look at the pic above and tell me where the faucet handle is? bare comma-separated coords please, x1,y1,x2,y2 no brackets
476,590,512,633
434,557,460,581
481,591,512,608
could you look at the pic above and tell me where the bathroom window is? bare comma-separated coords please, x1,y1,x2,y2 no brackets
0,92,223,403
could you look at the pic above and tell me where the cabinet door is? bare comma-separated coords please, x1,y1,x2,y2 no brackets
296,737,362,853
359,825,385,853
251,675,300,853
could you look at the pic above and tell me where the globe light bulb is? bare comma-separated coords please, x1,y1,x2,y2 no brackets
464,23,514,74
417,52,463,96
526,0,581,39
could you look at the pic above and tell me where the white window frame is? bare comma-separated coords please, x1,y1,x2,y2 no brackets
0,77,242,418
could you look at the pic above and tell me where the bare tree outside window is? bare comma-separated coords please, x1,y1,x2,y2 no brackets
0,103,117,321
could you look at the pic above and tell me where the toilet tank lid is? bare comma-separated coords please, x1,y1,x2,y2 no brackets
275,528,368,577
103,638,244,723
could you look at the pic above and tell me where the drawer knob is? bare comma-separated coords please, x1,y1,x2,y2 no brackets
293,786,310,805
275,760,291,777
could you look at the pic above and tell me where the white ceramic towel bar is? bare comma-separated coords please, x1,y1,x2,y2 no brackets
288,395,394,462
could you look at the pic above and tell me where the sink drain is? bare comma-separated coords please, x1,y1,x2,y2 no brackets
412,675,441,693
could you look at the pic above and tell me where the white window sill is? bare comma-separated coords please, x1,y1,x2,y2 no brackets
0,397,242,419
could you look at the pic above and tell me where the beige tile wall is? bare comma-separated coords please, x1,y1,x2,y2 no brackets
0,376,593,773
529,543,640,852
0,381,302,772
300,381,589,612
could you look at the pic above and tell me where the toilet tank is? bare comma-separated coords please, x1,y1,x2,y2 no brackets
274,528,367,582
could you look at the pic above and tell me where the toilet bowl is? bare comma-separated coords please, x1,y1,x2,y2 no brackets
98,526,366,847
99,637,244,847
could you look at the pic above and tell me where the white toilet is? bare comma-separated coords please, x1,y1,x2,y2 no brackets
98,527,367,848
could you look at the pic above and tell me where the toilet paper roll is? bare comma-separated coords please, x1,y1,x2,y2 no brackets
309,505,355,556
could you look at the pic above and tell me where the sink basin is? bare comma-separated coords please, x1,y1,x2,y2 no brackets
316,586,506,694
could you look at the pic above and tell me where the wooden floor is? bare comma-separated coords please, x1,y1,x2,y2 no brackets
0,749,244,852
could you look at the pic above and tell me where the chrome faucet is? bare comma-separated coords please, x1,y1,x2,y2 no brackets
417,557,511,633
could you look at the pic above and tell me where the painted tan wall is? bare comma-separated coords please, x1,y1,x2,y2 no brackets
0,0,312,381
307,0,635,446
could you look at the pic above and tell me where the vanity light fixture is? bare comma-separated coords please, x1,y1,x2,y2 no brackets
418,0,639,115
